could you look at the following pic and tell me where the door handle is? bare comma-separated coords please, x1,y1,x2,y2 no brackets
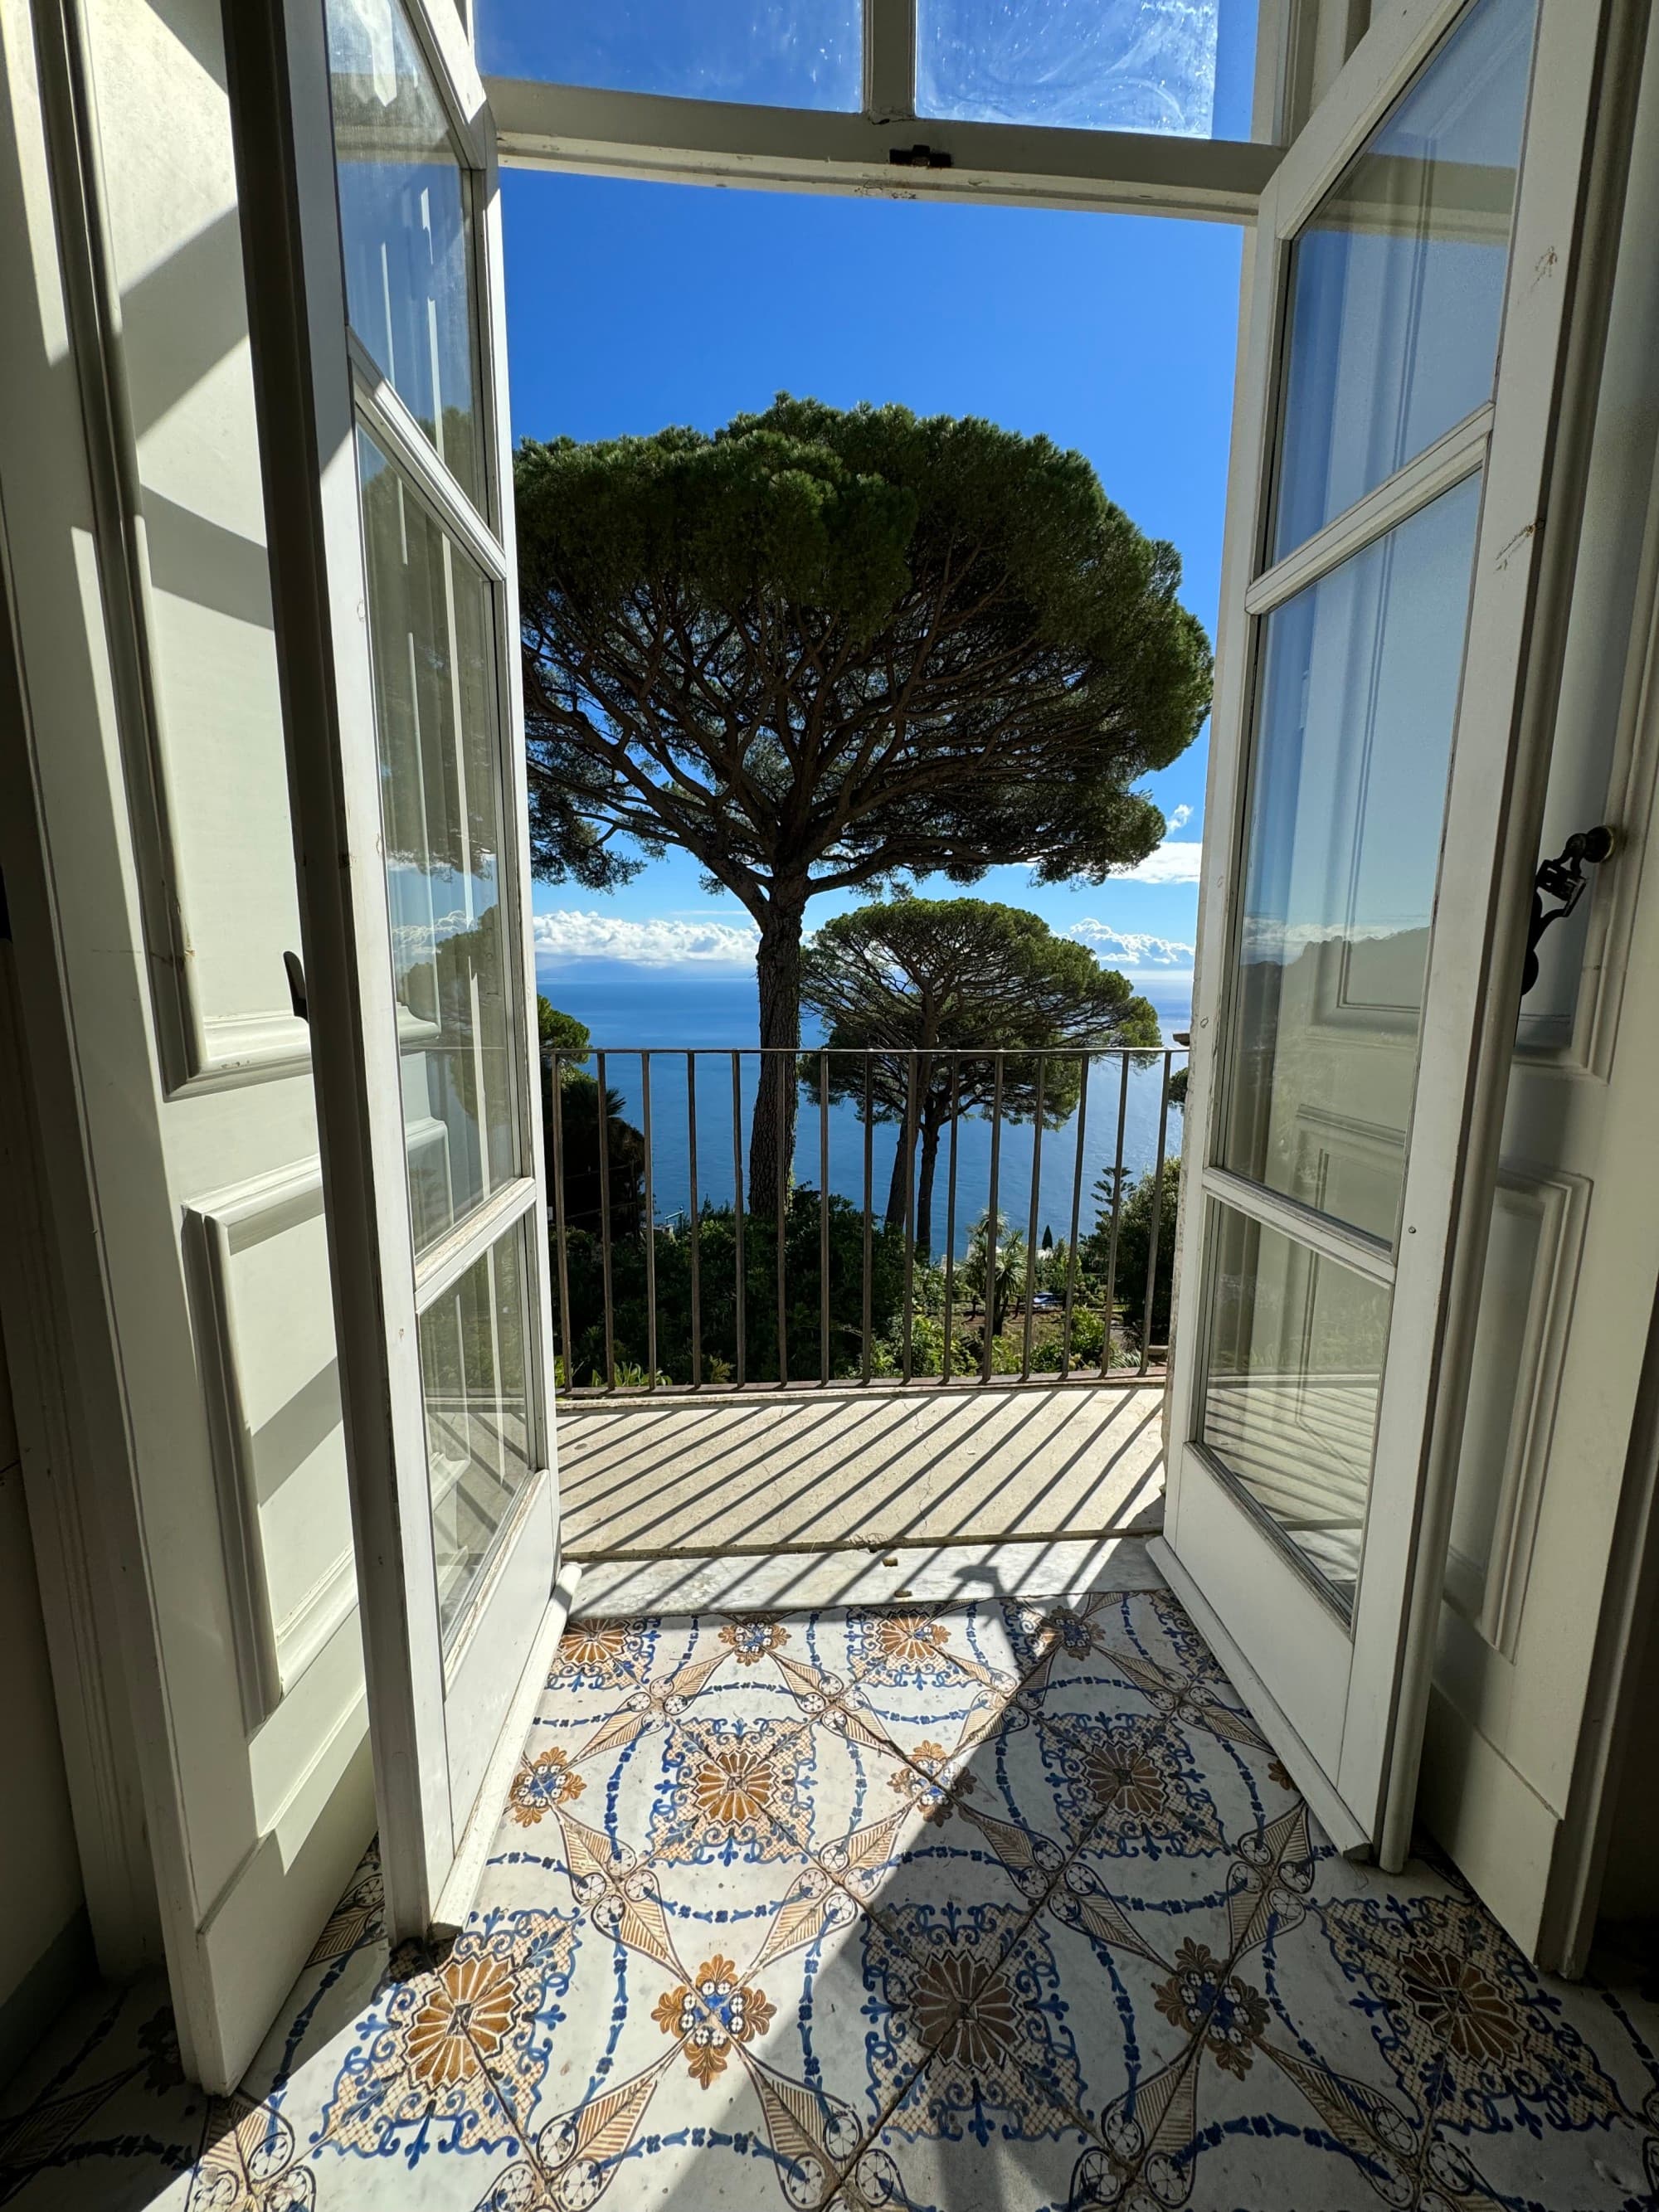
284,949,309,1022
1521,824,1616,996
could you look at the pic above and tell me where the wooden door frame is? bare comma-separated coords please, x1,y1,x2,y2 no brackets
0,435,161,1991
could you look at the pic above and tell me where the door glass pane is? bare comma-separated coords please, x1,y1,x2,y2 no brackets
421,1225,534,1645
1199,1202,1389,1611
358,430,518,1252
918,0,1259,140
1272,0,1535,560
328,0,486,509
1219,474,1481,1244
475,0,862,111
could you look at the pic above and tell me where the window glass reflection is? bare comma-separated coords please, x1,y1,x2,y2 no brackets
421,1225,534,1645
1272,0,1535,558
1199,1202,1389,1612
358,432,518,1253
917,0,1258,140
475,0,862,112
1219,476,1481,1245
328,0,485,508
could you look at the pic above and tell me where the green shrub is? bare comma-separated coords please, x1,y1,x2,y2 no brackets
554,1192,907,1386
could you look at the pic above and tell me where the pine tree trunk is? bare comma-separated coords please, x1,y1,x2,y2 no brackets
883,1056,938,1236
748,886,807,1219
883,1124,910,1231
915,1109,944,1261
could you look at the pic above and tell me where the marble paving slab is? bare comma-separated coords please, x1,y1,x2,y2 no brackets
557,1381,1167,1559
570,1531,1170,1618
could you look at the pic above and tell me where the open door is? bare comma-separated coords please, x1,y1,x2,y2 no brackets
226,0,563,1938
1160,0,1627,1856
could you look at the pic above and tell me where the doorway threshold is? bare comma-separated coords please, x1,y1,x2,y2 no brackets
569,1529,1166,1618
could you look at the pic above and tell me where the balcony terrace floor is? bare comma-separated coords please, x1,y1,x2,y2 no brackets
557,1375,1169,1569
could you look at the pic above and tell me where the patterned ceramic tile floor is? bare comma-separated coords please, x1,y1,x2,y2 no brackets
3,1575,1658,2210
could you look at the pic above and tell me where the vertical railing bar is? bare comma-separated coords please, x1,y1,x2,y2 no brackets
732,1052,747,1390
1061,1053,1089,1383
941,1054,960,1386
861,1052,873,1386
687,1051,702,1390
1019,1054,1045,1381
641,1053,657,1391
820,1049,831,1385
1102,1052,1131,1379
901,1054,917,1384
548,1050,574,1393
981,1054,1004,1387
596,1048,615,1391
776,1053,789,1388
1140,1051,1172,1378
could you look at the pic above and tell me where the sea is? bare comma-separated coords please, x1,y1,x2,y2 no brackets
542,963,1191,1259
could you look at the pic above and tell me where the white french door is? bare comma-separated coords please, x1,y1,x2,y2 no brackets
1161,0,1617,1855
231,0,562,1937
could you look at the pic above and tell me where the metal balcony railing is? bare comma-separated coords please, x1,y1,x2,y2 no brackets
546,1044,1185,1398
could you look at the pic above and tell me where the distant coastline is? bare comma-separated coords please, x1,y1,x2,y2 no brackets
537,959,1194,1048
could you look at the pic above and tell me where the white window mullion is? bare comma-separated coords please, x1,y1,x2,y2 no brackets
863,0,916,123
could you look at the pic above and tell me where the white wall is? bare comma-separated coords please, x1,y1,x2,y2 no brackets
0,1320,88,2083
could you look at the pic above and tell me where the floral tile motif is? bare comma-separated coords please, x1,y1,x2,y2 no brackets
471,1812,924,2210
7,1582,1658,2212
844,2027,1097,2212
309,1918,574,2166
1028,1704,1226,1863
646,1718,816,1864
1015,1587,1250,1725
839,1605,1024,1737
545,1614,668,1699
1326,1889,1619,2126
864,1901,1085,2136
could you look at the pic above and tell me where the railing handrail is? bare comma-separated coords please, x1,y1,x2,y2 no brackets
546,1040,1186,1399
544,1042,1180,1056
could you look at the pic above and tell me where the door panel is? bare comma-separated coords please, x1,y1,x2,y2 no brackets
223,0,562,1939
421,1222,539,1645
1271,0,1532,558
0,0,378,2091
1418,12,1659,1962
184,1165,354,1715
328,0,489,508
1197,1203,1390,1602
356,428,523,1253
1217,472,1483,1250
1163,0,1612,1850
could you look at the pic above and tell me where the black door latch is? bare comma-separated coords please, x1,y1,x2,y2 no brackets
1521,824,1616,996
284,949,309,1022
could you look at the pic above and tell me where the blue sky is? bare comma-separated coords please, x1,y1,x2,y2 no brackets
501,173,1243,994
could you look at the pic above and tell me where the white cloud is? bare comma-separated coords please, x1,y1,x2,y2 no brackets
390,906,472,962
533,909,761,969
1068,922,1195,974
1239,916,1422,960
1111,839,1204,885
1165,803,1194,832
